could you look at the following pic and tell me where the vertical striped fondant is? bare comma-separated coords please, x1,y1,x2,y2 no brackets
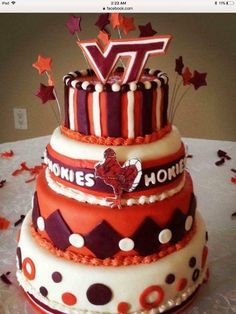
64,85,70,128
127,91,135,138
134,90,142,137
121,93,128,138
93,92,101,137
100,92,108,137
140,89,153,136
162,84,169,127
156,88,163,130
69,87,75,131
77,90,90,135
87,93,95,135
73,89,79,131
106,91,121,137
152,88,157,131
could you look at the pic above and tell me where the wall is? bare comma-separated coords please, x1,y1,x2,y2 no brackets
0,13,236,143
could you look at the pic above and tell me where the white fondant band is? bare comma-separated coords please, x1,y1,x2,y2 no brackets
50,126,181,161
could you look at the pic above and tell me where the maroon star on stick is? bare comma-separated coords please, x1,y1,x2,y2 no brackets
95,13,110,30
138,22,157,37
189,71,207,90
66,15,81,35
175,56,184,75
36,84,56,104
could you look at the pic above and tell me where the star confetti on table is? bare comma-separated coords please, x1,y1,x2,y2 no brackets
95,13,110,30
98,30,111,47
36,83,56,104
189,71,207,90
138,22,157,37
0,150,14,158
0,216,10,230
110,13,122,29
32,55,52,75
119,16,136,35
182,67,192,86
66,15,81,35
175,56,184,75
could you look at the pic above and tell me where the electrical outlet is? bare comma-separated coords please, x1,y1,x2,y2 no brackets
13,108,28,129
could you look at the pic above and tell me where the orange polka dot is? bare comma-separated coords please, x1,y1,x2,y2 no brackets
140,285,164,310
22,257,36,280
176,278,187,291
62,292,77,306
118,302,130,314
201,246,208,269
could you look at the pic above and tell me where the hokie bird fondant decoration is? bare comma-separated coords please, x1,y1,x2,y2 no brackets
95,148,142,207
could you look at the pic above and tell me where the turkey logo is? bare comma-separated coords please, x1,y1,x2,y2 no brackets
95,148,142,208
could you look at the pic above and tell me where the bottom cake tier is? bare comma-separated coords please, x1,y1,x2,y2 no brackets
16,210,208,314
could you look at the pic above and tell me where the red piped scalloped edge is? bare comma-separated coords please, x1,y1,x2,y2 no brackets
30,222,196,267
60,124,172,146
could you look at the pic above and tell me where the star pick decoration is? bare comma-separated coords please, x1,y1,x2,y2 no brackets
36,83,56,104
175,56,184,75
110,13,122,29
182,67,192,86
189,71,207,90
95,13,110,30
32,55,52,74
66,15,81,35
119,16,136,35
138,22,157,37
97,30,111,47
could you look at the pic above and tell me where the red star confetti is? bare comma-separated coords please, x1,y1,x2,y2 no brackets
95,13,110,30
32,55,52,74
110,13,122,29
36,83,56,104
98,30,111,47
66,15,81,35
0,217,10,230
182,67,192,86
119,16,136,35
12,162,45,183
189,71,207,90
138,22,157,37
0,150,14,158
0,180,6,188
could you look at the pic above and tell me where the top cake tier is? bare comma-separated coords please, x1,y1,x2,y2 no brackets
63,67,170,143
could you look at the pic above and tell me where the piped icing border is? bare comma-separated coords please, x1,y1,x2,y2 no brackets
63,68,169,140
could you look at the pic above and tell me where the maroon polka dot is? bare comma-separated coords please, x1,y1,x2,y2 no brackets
52,271,62,283
86,283,112,305
39,286,48,297
165,273,175,284
192,268,200,282
189,257,196,268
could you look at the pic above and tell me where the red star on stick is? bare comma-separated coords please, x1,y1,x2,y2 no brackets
175,56,184,75
189,71,207,90
110,13,122,29
36,84,56,104
138,22,157,37
32,55,52,74
182,67,192,86
119,16,136,35
66,15,81,35
97,30,111,47
95,13,110,30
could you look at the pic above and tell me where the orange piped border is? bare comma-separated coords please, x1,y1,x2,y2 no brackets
60,123,172,146
31,223,196,267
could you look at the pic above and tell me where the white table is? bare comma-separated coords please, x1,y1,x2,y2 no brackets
0,135,236,314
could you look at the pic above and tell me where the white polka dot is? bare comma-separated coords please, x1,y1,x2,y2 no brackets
37,217,45,231
129,82,137,91
95,83,103,92
81,81,89,90
69,233,84,248
185,216,193,231
112,83,120,92
158,229,172,244
144,81,152,89
119,238,134,252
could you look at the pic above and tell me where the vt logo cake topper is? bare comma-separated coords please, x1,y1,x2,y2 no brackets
78,35,172,84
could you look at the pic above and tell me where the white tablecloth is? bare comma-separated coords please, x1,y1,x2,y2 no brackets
0,135,236,314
